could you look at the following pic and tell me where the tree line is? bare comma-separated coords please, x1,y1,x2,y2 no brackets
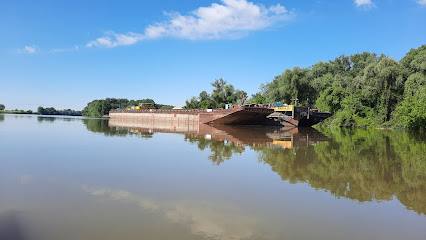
82,98,174,117
0,104,82,116
248,45,425,131
37,106,82,116
3,45,424,130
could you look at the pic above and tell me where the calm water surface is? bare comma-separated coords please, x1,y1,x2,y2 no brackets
0,114,425,240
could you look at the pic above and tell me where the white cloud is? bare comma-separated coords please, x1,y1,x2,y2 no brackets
87,0,293,48
354,0,373,7
86,32,144,48
18,45,37,54
417,0,426,5
51,45,80,53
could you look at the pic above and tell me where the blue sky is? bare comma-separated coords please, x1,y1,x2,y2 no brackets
1,0,425,110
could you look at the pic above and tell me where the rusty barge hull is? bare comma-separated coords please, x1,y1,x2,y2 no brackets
109,106,331,127
110,106,275,126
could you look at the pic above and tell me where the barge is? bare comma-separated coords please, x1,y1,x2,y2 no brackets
109,104,331,127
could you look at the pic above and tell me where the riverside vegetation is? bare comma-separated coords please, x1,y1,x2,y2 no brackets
184,45,425,131
0,105,81,116
81,98,174,118
3,45,424,131
253,45,426,131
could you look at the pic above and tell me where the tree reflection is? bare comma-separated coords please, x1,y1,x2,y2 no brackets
258,128,426,215
185,135,244,165
187,128,426,215
37,116,56,122
83,119,153,138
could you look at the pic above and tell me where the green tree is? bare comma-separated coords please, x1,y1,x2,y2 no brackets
83,98,129,117
392,87,426,131
0,104,5,110
249,92,266,104
184,96,200,109
259,45,426,129
185,78,247,109
265,67,316,105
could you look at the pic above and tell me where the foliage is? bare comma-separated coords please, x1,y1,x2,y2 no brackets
37,106,82,116
0,109,33,114
184,78,247,109
0,104,5,110
248,92,267,104
126,98,155,108
157,104,174,109
256,45,426,129
82,98,128,117
82,98,174,117
392,87,426,131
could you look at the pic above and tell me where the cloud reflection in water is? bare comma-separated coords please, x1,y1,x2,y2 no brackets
82,185,267,240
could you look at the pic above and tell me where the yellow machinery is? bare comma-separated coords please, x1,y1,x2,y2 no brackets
136,103,156,110
273,105,294,112
272,140,293,149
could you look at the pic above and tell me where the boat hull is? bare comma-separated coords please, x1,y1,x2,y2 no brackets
109,106,331,127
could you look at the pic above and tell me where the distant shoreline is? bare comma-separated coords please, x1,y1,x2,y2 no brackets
0,110,35,115
0,112,111,120
0,110,83,117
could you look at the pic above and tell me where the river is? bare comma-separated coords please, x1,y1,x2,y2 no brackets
0,114,425,240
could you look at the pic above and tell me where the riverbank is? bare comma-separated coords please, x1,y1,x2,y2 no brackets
0,110,34,114
0,111,84,117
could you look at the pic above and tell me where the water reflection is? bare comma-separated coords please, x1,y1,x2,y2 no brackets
83,118,153,138
37,116,57,122
1,115,425,240
103,119,426,215
82,185,263,240
106,118,330,165
0,211,27,240
0,114,4,122
37,115,83,122
254,128,426,215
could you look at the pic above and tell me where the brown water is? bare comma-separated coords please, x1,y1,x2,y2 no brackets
0,114,425,240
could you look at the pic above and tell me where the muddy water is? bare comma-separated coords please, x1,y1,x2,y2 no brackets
0,114,425,240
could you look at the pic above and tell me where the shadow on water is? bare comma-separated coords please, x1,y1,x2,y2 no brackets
101,118,426,215
0,114,4,122
0,211,27,240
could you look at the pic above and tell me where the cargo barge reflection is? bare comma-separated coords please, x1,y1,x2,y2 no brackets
107,118,330,149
